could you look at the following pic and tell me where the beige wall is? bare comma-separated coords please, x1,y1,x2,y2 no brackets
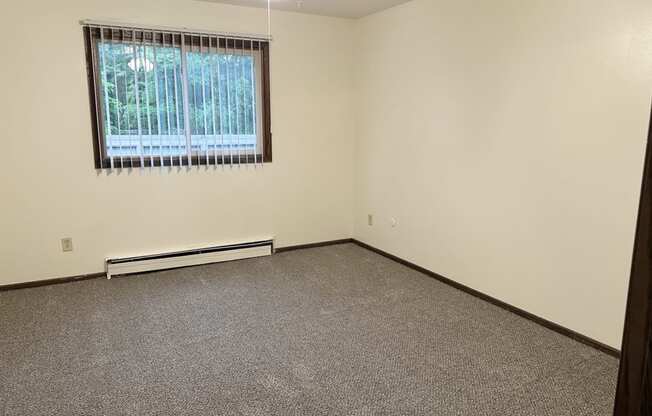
354,0,652,348
0,0,356,285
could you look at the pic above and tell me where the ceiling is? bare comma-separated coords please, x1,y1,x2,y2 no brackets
202,0,414,19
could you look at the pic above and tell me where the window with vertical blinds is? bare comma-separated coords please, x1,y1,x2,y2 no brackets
82,23,272,169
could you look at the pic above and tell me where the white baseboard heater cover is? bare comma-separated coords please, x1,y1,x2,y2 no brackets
106,239,274,279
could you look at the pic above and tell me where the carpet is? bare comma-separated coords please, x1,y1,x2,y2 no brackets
0,243,618,415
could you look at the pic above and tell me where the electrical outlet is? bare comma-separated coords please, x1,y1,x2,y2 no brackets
390,217,398,228
368,214,373,226
61,238,73,252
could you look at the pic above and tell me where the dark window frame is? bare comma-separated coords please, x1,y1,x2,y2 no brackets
83,26,272,169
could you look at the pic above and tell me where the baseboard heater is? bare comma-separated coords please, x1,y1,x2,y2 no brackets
106,239,274,279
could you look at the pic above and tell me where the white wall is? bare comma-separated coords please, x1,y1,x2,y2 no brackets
0,0,356,285
354,0,652,348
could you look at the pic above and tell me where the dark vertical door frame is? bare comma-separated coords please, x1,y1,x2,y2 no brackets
615,101,652,416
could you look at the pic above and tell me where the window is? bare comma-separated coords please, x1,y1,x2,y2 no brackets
83,25,272,169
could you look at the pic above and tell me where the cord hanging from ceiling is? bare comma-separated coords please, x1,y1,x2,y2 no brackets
267,0,272,40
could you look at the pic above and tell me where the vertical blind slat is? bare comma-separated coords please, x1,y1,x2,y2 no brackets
121,30,130,168
200,36,209,164
89,27,103,169
256,42,262,166
225,38,233,167
142,34,153,165
217,37,226,167
241,41,248,165
209,36,218,166
97,27,109,169
188,36,197,161
162,33,172,166
235,40,242,166
172,34,183,166
180,34,192,166
132,30,144,166
109,29,119,169
251,40,259,166
152,34,163,167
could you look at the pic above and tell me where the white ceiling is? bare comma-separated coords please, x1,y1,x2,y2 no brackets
202,0,413,19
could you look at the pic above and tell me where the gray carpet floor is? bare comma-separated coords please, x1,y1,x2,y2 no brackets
0,243,618,415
